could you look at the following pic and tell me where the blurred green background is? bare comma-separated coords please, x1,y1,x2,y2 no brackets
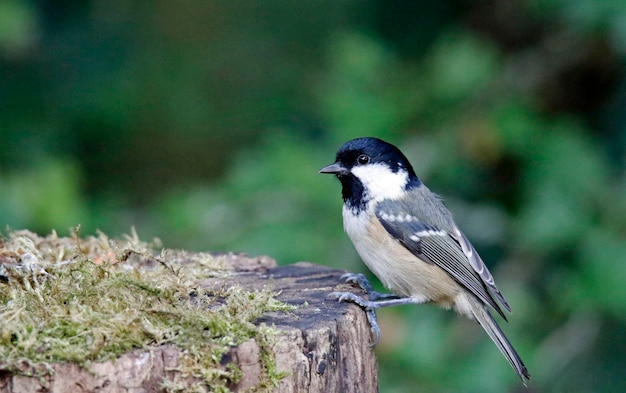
2,1,626,392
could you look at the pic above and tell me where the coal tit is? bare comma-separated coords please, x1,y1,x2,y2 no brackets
320,137,530,383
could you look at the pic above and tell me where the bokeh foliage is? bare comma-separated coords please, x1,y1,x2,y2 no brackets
2,1,626,392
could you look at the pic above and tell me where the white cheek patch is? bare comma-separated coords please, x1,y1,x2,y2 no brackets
351,163,408,202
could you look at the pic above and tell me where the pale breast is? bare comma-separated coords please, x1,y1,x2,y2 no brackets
343,206,460,305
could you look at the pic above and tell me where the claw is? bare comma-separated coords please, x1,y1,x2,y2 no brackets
327,290,382,346
331,273,413,347
338,273,401,302
327,291,376,309
340,273,375,293
365,309,381,347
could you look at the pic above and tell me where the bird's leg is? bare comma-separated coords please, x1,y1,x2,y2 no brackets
327,291,383,346
338,273,400,301
328,273,425,346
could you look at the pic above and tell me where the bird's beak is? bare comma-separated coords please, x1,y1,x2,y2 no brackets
319,162,346,175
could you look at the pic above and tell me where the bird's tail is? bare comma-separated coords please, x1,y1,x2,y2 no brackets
468,298,531,384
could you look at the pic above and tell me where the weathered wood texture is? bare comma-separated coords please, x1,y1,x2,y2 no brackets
0,255,378,393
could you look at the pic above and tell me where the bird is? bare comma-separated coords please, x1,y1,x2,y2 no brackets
319,137,530,383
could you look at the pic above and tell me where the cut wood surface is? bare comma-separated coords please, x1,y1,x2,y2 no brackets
0,253,379,393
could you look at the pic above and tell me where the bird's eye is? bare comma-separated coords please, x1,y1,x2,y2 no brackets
357,154,370,165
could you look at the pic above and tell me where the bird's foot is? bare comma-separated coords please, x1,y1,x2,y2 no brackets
339,273,401,301
364,308,381,347
327,291,382,346
327,290,377,309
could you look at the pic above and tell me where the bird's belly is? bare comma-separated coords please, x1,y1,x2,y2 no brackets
343,208,459,304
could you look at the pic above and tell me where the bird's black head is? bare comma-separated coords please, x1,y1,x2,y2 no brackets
320,137,420,211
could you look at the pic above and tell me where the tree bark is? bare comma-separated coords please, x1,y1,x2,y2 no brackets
0,255,378,393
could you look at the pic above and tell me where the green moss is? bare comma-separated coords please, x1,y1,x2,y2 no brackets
0,229,293,391
255,324,292,392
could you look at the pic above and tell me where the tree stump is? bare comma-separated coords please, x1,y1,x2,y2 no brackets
0,251,378,393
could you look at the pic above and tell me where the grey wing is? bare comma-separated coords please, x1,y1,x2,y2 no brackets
376,206,509,319
452,226,511,312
